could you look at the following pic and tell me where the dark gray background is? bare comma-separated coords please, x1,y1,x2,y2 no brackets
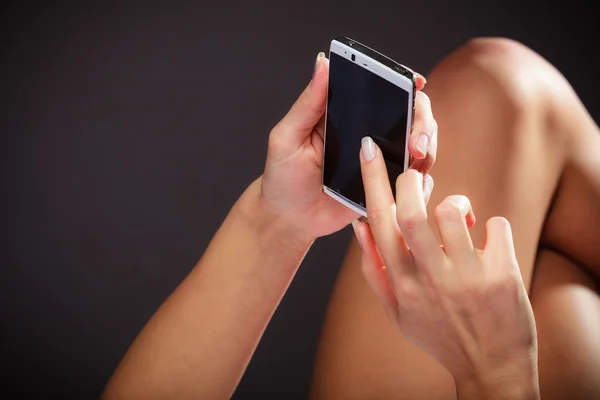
1,0,597,398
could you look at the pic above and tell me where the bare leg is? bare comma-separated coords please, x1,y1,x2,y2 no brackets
310,38,600,399
532,249,600,400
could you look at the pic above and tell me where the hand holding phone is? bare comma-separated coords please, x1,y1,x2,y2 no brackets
259,41,435,242
322,37,435,216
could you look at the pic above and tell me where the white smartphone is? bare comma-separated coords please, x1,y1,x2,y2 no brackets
322,37,416,217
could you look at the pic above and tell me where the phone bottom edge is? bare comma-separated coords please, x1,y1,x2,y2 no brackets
323,185,367,218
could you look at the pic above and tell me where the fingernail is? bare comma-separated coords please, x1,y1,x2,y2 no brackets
423,174,434,205
351,220,362,247
416,134,429,157
313,52,325,78
361,137,376,161
449,197,471,216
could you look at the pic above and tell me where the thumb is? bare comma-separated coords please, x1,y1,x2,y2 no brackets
274,52,328,147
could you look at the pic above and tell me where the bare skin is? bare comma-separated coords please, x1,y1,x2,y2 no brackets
102,38,598,399
101,54,441,400
310,38,600,400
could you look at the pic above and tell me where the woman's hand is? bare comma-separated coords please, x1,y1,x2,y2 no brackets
261,53,432,242
353,141,539,399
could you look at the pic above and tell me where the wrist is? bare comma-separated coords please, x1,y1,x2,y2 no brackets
454,364,540,400
234,176,314,255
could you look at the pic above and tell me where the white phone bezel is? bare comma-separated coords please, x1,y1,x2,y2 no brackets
322,39,414,218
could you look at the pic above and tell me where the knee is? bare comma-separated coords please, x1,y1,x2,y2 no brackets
429,37,568,116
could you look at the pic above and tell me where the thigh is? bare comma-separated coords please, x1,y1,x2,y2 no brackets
542,160,600,275
532,249,600,400
310,238,456,399
538,52,600,274
309,245,600,400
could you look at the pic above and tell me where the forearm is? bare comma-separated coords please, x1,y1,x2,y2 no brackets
102,177,313,400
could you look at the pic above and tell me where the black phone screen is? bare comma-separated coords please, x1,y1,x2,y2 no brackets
323,52,410,210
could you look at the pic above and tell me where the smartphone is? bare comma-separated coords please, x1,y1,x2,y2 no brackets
322,37,416,217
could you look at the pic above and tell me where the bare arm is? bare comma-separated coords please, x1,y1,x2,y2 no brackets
100,52,358,400
101,177,312,400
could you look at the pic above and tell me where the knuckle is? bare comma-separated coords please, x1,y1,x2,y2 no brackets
435,199,464,222
268,122,286,141
419,118,437,144
367,207,388,229
268,123,280,139
429,118,439,134
395,279,419,301
396,203,427,233
429,130,438,154
300,90,325,115
267,127,280,149
416,90,432,107
423,272,447,293
426,152,437,169
267,125,289,152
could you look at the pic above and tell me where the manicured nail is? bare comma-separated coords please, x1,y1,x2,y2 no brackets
416,133,429,157
361,137,376,161
351,220,362,247
423,174,434,205
313,52,325,78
